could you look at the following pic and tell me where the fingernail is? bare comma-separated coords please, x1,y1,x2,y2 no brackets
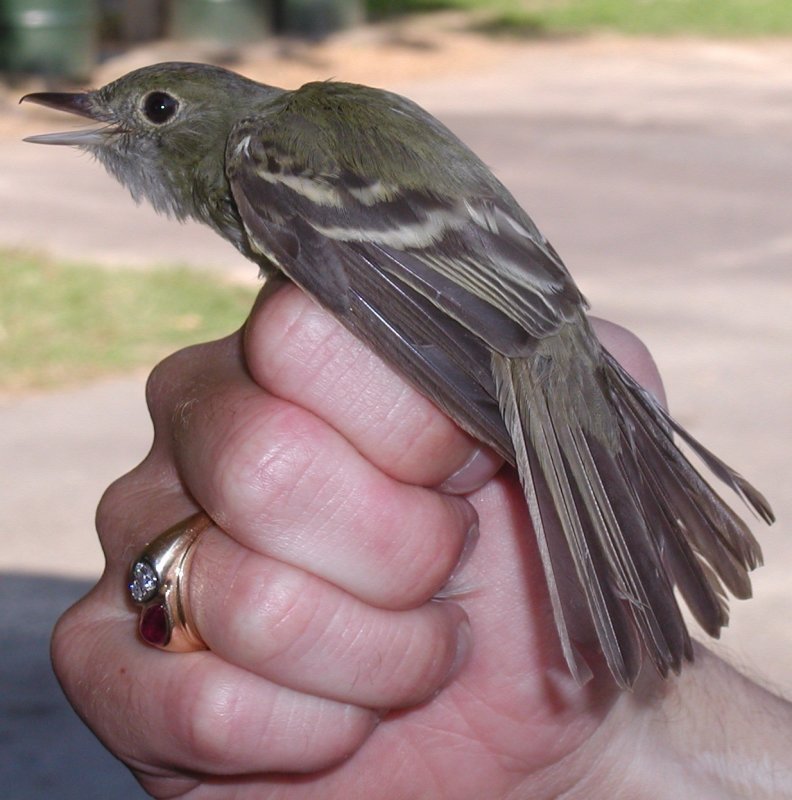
438,447,503,494
443,617,472,687
449,520,479,583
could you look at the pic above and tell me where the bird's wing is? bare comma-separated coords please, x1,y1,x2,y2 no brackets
225,83,586,457
227,83,587,345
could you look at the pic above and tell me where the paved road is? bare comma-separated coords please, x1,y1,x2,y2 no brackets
1,35,791,797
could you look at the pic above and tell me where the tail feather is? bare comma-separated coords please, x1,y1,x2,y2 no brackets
636,440,754,600
567,425,692,675
530,390,645,687
604,349,763,586
491,328,771,687
495,353,649,688
496,355,598,686
625,442,731,635
604,349,773,537
605,385,735,634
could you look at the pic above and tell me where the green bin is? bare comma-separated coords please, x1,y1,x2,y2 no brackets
171,0,271,44
0,0,97,80
280,0,363,36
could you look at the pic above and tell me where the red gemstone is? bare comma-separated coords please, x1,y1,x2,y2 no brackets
140,602,170,647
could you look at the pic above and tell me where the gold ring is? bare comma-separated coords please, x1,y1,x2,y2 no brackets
127,511,212,652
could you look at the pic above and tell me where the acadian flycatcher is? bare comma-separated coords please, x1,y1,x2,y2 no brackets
22,62,774,688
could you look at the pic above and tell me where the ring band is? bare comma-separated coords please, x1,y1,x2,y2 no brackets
128,511,212,652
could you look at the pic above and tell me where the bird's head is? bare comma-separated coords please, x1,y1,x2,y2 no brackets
22,62,282,224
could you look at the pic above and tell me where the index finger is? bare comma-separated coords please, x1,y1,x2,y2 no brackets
244,284,503,491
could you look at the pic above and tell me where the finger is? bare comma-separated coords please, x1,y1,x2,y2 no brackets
51,590,378,780
244,284,503,492
144,330,245,452
106,336,477,610
94,339,221,564
95,453,190,567
189,527,470,708
591,317,667,406
95,331,249,563
165,352,478,608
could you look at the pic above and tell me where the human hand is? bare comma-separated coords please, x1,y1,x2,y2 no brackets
52,284,674,799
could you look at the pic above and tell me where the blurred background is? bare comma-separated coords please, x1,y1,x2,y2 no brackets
1,1,791,797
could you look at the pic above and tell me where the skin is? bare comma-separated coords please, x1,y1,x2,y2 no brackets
53,284,786,800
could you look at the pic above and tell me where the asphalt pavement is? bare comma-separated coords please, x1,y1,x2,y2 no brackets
1,33,791,798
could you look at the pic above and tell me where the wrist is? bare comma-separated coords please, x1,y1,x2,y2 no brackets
567,644,792,800
585,656,731,800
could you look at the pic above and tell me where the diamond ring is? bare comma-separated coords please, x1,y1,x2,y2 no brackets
128,511,212,652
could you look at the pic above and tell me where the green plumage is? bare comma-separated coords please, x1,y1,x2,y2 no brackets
258,81,501,195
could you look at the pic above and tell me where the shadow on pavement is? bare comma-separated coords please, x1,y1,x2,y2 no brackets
0,573,147,799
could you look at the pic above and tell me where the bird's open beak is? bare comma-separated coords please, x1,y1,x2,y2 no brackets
20,91,112,146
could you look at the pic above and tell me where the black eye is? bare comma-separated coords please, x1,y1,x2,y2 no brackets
142,91,179,124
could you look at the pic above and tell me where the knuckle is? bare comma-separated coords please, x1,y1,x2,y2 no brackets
145,346,195,417
348,378,471,486
215,402,328,513
50,598,123,727
148,341,229,439
414,609,459,682
368,496,471,607
383,397,464,477
95,474,132,539
94,462,180,559
253,286,347,385
95,472,150,556
166,660,375,772
143,355,171,416
50,602,87,688
224,562,319,663
167,664,248,765
385,623,454,705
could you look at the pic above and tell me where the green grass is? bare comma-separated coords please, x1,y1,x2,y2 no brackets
0,250,258,392
528,0,792,37
369,0,792,37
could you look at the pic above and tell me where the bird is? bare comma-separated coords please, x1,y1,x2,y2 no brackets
21,61,774,689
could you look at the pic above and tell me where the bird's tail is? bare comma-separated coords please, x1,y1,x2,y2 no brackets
491,324,773,688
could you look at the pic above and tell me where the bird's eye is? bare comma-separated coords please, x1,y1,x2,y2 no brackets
142,91,179,124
